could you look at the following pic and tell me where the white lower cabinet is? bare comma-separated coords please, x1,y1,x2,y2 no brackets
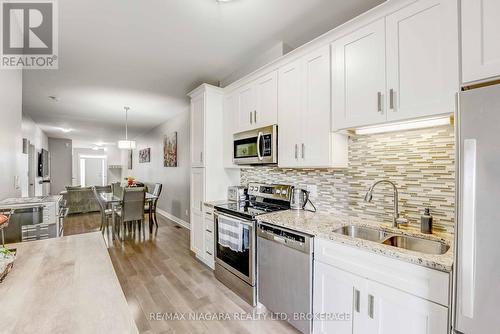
313,238,449,334
364,279,448,334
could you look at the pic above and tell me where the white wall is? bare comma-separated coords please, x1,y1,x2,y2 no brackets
0,71,23,200
124,109,190,224
21,113,49,196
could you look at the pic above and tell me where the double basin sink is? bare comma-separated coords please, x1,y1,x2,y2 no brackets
334,225,449,255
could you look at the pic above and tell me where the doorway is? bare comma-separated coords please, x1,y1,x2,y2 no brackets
79,156,107,187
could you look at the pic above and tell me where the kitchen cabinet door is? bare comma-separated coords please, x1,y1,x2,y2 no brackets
190,168,205,256
301,45,333,167
237,83,256,132
278,59,302,168
462,0,500,84
190,210,204,257
386,0,458,121
254,70,278,128
332,18,386,130
313,261,361,334
190,168,204,214
223,93,238,168
191,94,205,167
364,279,448,334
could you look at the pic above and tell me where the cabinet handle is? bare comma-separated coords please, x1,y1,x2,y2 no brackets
295,144,298,159
354,289,360,313
254,110,257,123
301,143,305,159
200,152,203,163
377,92,382,113
206,251,213,256
368,294,374,319
205,229,212,233
250,112,253,124
389,88,395,110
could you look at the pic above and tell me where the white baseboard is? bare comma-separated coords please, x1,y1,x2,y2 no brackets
156,208,190,230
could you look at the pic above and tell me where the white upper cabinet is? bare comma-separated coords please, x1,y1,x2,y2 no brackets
278,46,348,168
462,0,500,84
254,70,278,128
332,18,387,129
332,0,459,130
386,0,458,121
237,83,255,132
278,59,302,168
236,70,278,132
190,94,205,167
223,93,238,168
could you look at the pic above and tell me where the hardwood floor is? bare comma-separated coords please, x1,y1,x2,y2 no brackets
64,213,299,334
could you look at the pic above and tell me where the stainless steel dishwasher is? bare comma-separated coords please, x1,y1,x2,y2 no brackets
257,222,313,334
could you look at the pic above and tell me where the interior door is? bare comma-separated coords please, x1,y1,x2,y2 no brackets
190,94,205,167
84,158,105,186
278,59,302,168
365,279,448,334
462,0,500,83
301,45,331,167
237,84,256,132
386,0,458,121
331,18,386,129
254,70,278,128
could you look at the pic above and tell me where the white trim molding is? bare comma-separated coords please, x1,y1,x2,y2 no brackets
156,208,190,230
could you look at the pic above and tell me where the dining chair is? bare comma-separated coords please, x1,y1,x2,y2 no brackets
145,183,162,228
93,187,114,232
116,187,146,240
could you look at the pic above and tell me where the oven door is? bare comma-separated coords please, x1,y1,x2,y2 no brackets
233,125,277,165
214,211,255,285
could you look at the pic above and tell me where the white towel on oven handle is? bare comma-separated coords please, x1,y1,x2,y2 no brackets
218,218,243,252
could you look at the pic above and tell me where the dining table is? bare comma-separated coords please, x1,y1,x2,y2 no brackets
100,192,158,239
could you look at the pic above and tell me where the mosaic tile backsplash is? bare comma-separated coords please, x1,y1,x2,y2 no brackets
241,125,455,234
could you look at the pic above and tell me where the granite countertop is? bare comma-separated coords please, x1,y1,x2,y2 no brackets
0,195,63,206
0,232,138,334
257,210,454,272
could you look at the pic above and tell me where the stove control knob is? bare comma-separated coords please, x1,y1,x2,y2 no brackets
276,189,281,194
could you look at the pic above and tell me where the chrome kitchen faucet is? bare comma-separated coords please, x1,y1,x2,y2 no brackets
364,180,408,228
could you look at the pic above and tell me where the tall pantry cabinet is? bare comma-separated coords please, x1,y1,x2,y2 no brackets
188,84,240,268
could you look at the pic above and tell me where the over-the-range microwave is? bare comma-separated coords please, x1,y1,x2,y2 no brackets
233,125,278,165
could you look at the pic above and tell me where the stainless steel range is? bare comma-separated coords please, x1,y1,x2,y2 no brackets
214,183,292,306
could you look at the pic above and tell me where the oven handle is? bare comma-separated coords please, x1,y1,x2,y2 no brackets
257,131,263,161
214,211,254,226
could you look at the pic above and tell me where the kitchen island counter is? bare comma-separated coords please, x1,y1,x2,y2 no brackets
0,232,138,334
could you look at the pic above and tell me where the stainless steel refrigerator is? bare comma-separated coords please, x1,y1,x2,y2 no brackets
454,83,500,333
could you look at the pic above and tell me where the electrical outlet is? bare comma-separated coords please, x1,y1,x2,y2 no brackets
306,184,318,197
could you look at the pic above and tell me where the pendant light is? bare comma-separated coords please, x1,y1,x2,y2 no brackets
117,106,136,149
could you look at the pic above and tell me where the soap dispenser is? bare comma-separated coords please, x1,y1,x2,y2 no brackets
421,208,433,234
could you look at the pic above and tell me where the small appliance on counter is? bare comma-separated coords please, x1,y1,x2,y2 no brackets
290,187,316,212
227,186,248,203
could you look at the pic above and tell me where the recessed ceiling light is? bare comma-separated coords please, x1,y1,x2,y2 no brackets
60,128,72,133
48,96,60,102
216,0,234,3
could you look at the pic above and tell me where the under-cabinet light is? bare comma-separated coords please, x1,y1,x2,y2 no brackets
354,115,452,135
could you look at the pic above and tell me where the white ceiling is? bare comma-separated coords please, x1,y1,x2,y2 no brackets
22,0,384,145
